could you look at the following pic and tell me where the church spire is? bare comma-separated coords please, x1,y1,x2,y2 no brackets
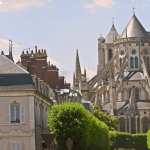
75,49,81,79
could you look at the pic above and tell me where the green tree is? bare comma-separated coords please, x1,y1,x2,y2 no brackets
93,105,118,130
48,102,110,150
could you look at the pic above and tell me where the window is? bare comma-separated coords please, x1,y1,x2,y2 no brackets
135,56,139,68
129,49,139,69
10,102,20,123
12,143,21,150
130,57,134,69
108,49,113,61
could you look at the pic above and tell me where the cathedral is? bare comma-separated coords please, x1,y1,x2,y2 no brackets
73,13,150,133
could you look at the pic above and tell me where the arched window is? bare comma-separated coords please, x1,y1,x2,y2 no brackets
10,102,20,123
108,49,113,61
135,56,139,68
130,49,139,69
130,57,134,69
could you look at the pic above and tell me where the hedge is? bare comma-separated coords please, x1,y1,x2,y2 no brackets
110,131,147,150
48,102,110,150
147,130,150,149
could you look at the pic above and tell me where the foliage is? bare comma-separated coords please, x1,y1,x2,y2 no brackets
48,102,109,150
110,131,147,150
147,130,150,149
93,105,118,130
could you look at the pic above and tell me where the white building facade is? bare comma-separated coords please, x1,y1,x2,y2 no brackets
0,55,54,150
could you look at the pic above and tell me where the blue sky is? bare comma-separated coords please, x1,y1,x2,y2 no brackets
0,0,150,82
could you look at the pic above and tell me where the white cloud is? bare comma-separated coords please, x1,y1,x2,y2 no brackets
84,0,113,12
0,0,49,12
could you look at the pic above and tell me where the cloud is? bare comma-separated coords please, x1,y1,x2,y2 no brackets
0,0,49,12
84,0,113,12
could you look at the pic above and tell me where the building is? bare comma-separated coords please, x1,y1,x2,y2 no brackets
19,46,70,90
73,50,89,100
74,13,150,133
0,54,55,150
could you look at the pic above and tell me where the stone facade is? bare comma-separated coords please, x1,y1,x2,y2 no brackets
74,14,150,133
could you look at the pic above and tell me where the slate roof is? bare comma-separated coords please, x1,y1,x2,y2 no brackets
121,14,147,38
0,55,28,74
0,55,33,86
0,74,33,86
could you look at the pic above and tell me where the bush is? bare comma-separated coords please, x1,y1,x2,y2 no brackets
133,133,147,150
48,102,110,150
110,131,147,150
93,105,118,130
147,130,150,149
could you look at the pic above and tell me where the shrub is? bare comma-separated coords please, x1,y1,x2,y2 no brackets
147,130,150,149
110,131,147,150
48,102,110,150
132,133,147,150
93,105,118,130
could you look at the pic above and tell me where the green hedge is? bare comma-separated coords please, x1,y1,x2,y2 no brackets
147,130,150,149
48,102,110,150
110,131,147,150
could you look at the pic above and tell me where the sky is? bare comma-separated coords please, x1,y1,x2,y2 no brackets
0,0,150,83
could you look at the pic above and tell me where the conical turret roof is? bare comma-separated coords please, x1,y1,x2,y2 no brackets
105,24,118,43
121,14,147,38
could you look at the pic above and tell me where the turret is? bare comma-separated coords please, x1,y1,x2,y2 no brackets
97,35,105,74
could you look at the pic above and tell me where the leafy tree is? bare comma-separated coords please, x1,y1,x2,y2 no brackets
93,105,118,130
48,102,110,150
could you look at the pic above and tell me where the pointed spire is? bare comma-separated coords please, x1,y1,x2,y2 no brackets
105,23,118,43
121,14,147,38
75,49,81,78
74,49,82,88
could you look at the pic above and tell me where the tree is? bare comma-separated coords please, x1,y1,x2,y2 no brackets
48,102,110,150
93,105,118,130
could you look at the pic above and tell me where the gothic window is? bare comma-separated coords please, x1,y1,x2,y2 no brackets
135,56,139,68
10,102,20,123
129,49,139,69
108,49,113,61
130,57,134,69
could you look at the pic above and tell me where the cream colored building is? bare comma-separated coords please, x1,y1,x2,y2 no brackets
0,55,54,150
74,13,150,133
